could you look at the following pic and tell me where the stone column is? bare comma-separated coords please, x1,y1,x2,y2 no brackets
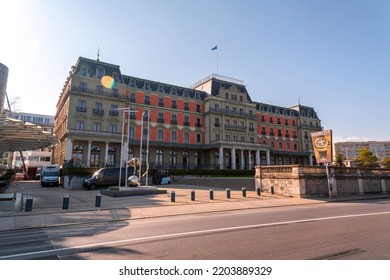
219,147,224,169
266,150,271,165
65,138,73,161
256,150,260,166
231,148,236,169
248,150,252,169
86,140,92,167
241,150,245,170
104,141,109,167
309,151,314,166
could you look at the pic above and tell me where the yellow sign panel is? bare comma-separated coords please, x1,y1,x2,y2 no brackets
311,130,333,163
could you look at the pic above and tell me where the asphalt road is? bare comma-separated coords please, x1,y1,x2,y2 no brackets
2,197,390,260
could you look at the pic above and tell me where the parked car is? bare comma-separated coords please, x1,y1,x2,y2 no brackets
83,166,135,190
151,168,171,185
40,165,60,187
15,173,25,181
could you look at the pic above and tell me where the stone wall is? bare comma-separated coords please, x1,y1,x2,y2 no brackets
255,165,390,198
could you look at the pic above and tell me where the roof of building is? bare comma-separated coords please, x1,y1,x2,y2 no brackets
0,117,57,154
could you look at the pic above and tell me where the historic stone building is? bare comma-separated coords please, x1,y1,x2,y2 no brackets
53,57,322,170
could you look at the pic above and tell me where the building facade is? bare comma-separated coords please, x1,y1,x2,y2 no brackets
53,57,323,170
335,141,390,162
0,62,9,116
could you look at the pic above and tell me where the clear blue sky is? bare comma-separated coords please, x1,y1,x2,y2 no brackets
1,0,389,142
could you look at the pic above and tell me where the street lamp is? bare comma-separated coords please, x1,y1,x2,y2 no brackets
139,110,150,187
115,107,137,187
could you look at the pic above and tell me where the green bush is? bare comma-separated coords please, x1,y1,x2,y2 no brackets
0,169,16,181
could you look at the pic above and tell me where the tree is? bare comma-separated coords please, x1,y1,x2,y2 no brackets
382,157,390,169
334,151,345,167
354,147,379,168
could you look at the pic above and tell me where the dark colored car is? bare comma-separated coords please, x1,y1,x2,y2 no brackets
83,166,135,190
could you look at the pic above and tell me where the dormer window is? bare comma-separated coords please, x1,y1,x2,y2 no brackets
112,72,119,82
80,66,88,76
96,67,105,79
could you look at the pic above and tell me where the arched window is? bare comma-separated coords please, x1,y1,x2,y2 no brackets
183,152,189,169
90,145,101,167
156,150,163,167
72,145,83,166
106,146,116,167
170,151,177,168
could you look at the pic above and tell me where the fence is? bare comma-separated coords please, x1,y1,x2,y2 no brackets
255,165,390,198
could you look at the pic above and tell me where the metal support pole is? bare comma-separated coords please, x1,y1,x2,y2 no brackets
95,193,102,208
25,196,33,212
62,195,69,210
191,189,195,201
209,189,214,200
170,191,175,202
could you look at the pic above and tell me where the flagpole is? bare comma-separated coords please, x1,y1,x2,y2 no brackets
217,48,219,75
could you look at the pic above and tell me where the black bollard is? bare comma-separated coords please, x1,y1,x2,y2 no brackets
191,189,195,201
25,196,33,212
256,187,261,196
62,195,69,210
242,187,246,197
171,191,175,202
226,188,231,199
271,185,275,195
95,193,102,208
209,189,214,200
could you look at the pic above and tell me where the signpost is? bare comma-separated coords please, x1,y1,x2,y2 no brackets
311,129,333,198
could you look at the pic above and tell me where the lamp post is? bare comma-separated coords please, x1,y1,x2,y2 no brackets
115,108,137,188
139,110,150,187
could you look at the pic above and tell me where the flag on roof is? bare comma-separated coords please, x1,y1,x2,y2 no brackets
211,45,217,51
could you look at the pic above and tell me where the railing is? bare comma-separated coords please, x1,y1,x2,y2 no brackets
76,107,87,113
93,109,104,116
209,107,256,119
225,124,247,131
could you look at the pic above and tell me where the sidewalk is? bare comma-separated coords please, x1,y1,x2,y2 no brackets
1,183,390,231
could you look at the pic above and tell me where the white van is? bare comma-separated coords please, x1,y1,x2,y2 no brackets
40,165,60,187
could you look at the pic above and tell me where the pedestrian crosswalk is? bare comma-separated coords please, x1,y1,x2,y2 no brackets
0,228,58,259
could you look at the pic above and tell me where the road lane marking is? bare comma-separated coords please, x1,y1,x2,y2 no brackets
2,210,390,259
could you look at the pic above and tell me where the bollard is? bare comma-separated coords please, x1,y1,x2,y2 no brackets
256,187,261,196
191,189,195,201
270,185,275,195
226,188,231,199
25,196,33,212
242,187,246,197
95,193,102,208
171,191,176,202
209,189,214,200
62,195,70,210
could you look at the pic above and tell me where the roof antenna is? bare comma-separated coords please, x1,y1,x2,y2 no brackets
298,97,301,105
97,47,100,61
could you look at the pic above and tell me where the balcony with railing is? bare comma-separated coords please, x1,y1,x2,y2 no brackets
209,107,257,119
225,124,247,131
76,107,87,113
109,110,119,116
93,109,104,116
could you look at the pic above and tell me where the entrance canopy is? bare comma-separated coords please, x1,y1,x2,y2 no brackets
0,117,57,154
